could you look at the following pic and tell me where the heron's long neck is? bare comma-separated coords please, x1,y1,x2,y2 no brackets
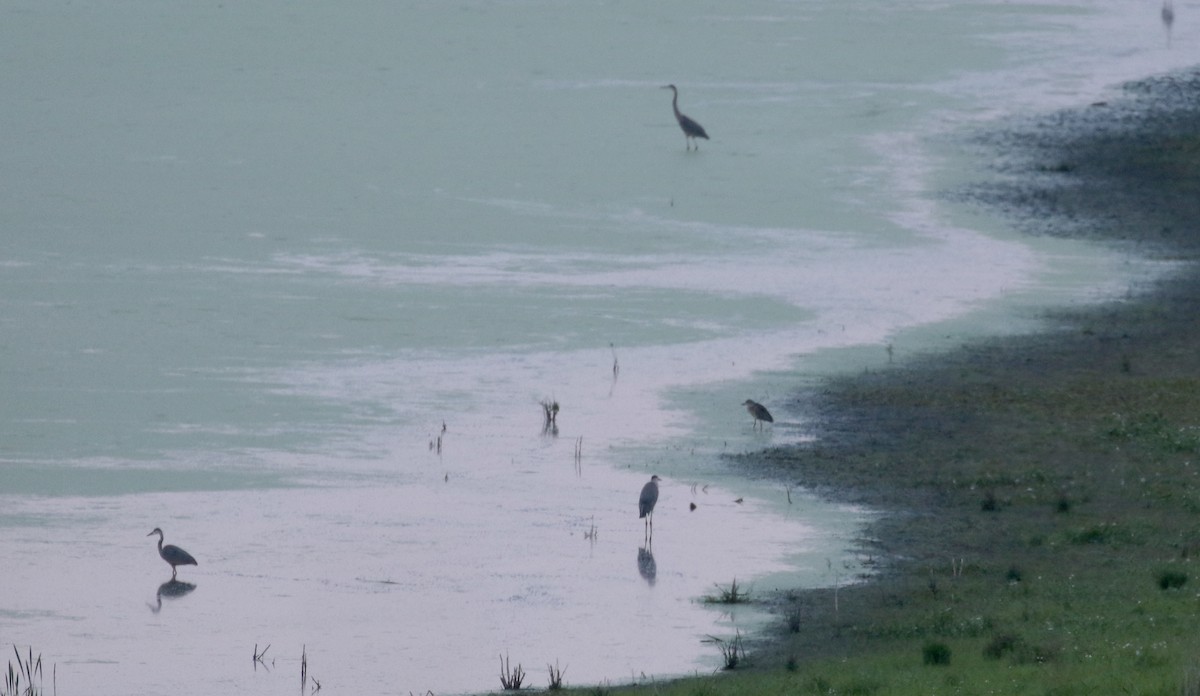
671,89,681,118
156,533,164,552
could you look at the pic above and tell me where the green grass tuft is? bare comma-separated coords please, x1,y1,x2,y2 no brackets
703,578,750,604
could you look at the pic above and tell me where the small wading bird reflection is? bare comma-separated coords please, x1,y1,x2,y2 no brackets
639,475,661,542
147,527,198,580
743,399,774,431
662,84,709,150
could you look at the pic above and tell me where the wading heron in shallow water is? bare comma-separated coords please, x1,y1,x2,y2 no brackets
147,527,197,579
639,475,661,541
662,84,709,150
743,399,774,431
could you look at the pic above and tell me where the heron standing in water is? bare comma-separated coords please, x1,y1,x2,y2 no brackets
147,527,198,579
743,399,774,431
662,84,709,150
639,475,661,542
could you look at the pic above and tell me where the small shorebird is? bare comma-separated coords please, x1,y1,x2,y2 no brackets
743,399,774,431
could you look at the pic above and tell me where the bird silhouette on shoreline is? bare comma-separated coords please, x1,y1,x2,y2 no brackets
147,527,198,580
743,399,774,431
662,84,709,150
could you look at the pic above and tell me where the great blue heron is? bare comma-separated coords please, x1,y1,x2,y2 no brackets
662,85,709,150
742,399,774,431
639,475,661,541
147,527,197,579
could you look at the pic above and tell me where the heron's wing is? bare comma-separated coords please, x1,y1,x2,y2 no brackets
678,114,708,139
163,544,198,566
639,482,659,517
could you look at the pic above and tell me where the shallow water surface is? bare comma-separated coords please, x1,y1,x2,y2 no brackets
1,0,1194,693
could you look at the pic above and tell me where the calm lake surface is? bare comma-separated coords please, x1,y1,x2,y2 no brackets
1,1,1194,693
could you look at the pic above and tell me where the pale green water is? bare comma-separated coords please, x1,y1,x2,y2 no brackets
0,1,1193,693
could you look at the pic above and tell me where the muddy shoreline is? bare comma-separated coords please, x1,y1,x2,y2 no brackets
731,68,1200,669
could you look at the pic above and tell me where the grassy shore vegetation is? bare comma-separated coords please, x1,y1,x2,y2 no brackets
553,73,1200,695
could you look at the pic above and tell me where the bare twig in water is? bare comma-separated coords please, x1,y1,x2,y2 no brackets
540,398,560,436
253,643,271,670
540,399,559,424
608,343,620,397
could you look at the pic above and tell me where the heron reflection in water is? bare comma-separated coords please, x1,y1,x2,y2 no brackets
147,579,196,614
147,527,198,579
637,546,657,586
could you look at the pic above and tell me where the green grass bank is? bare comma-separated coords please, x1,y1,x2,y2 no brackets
552,70,1200,695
